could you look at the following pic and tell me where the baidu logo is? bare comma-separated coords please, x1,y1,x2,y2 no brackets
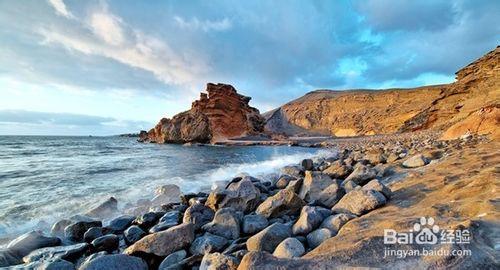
413,217,439,244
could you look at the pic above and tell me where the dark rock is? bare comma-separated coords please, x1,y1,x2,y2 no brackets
64,220,102,242
83,227,106,243
190,233,228,255
91,234,119,252
344,165,377,186
134,211,164,229
0,231,61,267
242,214,268,235
275,175,295,189
316,180,345,208
183,203,215,230
124,225,146,245
301,159,314,171
149,210,182,233
23,243,89,264
79,254,147,270
158,250,186,270
106,215,135,233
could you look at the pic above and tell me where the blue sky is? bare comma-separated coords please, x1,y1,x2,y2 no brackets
0,0,498,135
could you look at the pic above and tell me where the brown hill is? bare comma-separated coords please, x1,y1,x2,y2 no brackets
265,46,499,139
140,83,265,143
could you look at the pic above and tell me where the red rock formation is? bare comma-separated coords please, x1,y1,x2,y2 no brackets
142,83,265,144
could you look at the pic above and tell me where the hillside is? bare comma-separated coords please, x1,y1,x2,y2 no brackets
265,46,499,139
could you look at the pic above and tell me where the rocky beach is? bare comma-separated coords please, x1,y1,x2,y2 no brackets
0,46,498,269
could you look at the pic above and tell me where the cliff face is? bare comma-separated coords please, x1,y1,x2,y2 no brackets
141,83,265,143
266,46,499,138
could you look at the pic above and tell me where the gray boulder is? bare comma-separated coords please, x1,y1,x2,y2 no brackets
83,227,106,243
125,223,194,257
106,215,135,233
202,208,241,240
64,220,102,242
183,203,214,230
280,165,303,178
189,233,228,255
205,177,261,213
332,189,387,216
0,231,61,267
362,179,392,198
320,213,356,234
23,243,89,264
402,154,429,168
79,254,147,270
292,206,324,235
246,223,291,252
272,237,305,258
124,225,146,245
91,234,119,252
200,252,239,270
322,161,352,179
306,228,333,248
298,171,333,203
344,165,377,186
149,210,182,233
158,250,186,270
242,214,268,235
255,189,305,218
317,180,345,208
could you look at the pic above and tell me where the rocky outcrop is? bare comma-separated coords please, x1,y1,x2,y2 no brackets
141,83,265,143
265,46,499,138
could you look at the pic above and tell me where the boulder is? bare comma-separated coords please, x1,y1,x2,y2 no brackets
79,254,147,270
134,211,164,229
50,219,73,238
183,203,215,230
124,225,147,245
202,208,241,240
152,184,182,206
189,233,228,255
344,165,377,185
364,151,386,165
83,227,106,243
242,214,268,235
0,231,61,267
280,165,303,178
316,180,345,208
106,215,135,233
272,237,305,258
285,178,303,194
362,179,392,198
91,234,119,252
319,213,356,234
246,223,291,252
332,189,387,216
85,197,118,219
158,250,186,270
23,243,89,264
125,223,195,257
65,220,102,242
25,258,75,270
322,161,353,179
402,154,429,168
306,228,333,248
149,210,182,233
255,189,305,218
298,171,333,203
275,175,295,189
205,177,261,213
301,159,314,171
199,252,239,270
292,206,324,235
341,180,360,193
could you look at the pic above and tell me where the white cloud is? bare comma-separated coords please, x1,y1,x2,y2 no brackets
47,0,74,19
89,11,125,46
174,16,232,32
36,6,209,87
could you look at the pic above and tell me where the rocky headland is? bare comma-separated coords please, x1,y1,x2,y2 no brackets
0,47,497,269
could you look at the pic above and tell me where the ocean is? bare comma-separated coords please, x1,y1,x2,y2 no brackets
0,136,332,242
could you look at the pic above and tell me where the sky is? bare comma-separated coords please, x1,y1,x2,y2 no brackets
0,0,498,135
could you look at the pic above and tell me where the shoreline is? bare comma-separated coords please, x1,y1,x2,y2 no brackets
2,132,496,269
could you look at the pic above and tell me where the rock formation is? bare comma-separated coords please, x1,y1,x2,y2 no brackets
265,46,499,139
140,83,265,143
